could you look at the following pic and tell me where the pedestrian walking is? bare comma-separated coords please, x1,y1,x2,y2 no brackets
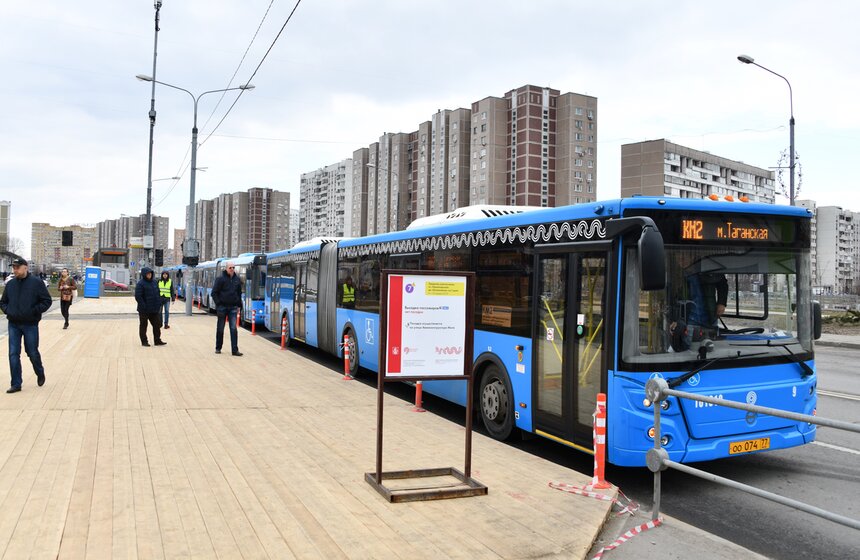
0,257,52,393
58,268,77,329
158,271,175,329
134,267,166,347
211,261,243,356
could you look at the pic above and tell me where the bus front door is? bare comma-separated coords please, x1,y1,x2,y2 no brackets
533,248,608,450
293,263,307,342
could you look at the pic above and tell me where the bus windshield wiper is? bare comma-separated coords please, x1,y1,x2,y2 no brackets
730,340,813,378
667,340,720,388
667,340,769,388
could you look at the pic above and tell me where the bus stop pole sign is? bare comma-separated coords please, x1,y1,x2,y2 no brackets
365,269,487,503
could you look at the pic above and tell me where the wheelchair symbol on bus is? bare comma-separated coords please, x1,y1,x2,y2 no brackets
365,318,375,345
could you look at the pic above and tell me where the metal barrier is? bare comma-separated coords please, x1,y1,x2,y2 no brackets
644,377,860,530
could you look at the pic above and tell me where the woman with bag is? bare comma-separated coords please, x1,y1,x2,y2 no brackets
58,268,77,329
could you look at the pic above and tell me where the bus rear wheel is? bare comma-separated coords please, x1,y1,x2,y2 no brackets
344,327,359,377
479,365,514,441
281,314,291,348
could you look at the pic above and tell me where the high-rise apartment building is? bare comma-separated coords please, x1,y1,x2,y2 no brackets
173,229,185,268
813,205,856,294
300,160,352,240
95,214,169,274
32,223,98,272
795,200,860,295
621,139,775,203
190,188,290,261
350,148,370,237
336,84,598,237
795,200,819,287
288,209,300,248
470,86,598,209
556,91,599,206
0,201,10,254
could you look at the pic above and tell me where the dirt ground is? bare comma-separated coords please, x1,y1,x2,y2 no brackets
822,323,860,336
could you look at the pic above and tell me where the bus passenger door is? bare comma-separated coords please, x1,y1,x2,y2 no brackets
533,248,608,450
294,263,306,342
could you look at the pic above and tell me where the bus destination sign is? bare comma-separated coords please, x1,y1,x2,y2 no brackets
680,215,790,243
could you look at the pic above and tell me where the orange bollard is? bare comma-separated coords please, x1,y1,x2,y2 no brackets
412,380,426,412
280,316,287,349
342,334,353,380
590,392,611,489
251,310,256,335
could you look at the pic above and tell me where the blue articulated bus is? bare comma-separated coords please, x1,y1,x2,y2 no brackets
190,259,225,310
265,238,348,348
230,253,267,327
161,264,188,299
265,199,819,466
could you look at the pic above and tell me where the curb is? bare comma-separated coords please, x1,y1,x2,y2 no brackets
816,339,860,350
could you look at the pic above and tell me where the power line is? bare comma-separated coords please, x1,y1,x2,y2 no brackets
200,0,304,147
154,0,293,209
210,133,363,145
199,0,277,132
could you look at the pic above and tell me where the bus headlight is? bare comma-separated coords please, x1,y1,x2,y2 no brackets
660,435,671,446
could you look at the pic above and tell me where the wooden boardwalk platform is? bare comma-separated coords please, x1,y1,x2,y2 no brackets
0,296,612,559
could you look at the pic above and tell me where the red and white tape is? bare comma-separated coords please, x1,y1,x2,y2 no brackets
591,518,663,560
548,481,639,516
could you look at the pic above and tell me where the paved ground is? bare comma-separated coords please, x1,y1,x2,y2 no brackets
0,296,613,559
0,295,795,558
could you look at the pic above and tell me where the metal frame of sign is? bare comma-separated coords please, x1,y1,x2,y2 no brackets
365,269,487,503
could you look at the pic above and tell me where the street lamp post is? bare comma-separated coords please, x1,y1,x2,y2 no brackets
144,1,163,269
737,54,795,206
135,75,254,315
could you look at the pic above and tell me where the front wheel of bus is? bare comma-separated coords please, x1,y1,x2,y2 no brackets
479,365,514,441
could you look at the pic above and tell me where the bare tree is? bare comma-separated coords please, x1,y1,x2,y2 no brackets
6,237,25,257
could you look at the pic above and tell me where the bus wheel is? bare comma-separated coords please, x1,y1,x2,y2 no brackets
479,365,514,441
282,314,291,348
345,327,359,377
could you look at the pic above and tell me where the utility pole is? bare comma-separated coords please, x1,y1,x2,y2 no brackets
143,1,163,267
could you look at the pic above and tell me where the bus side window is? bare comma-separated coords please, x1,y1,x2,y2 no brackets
356,256,381,313
338,263,359,308
475,249,531,338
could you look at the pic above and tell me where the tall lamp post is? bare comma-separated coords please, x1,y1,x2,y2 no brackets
135,75,254,315
144,1,163,268
737,54,795,206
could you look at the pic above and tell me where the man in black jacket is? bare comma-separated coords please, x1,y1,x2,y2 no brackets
135,267,166,347
0,258,52,393
211,261,243,356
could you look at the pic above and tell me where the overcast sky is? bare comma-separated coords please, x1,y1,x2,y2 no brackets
3,0,858,257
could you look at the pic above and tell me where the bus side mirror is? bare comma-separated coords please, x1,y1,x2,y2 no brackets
812,300,822,340
639,226,666,291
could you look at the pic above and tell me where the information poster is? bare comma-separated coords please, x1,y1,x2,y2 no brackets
385,274,468,378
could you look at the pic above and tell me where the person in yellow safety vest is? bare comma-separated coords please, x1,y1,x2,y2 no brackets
158,271,176,329
342,275,355,309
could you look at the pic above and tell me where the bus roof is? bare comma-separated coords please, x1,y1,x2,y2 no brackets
225,253,266,265
619,196,812,218
338,198,811,250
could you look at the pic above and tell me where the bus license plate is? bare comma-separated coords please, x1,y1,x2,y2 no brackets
729,437,771,455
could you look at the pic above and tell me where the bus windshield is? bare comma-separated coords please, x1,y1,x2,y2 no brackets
622,245,813,368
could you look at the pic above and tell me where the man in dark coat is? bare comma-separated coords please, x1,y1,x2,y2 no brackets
211,261,243,356
0,258,52,393
135,267,166,347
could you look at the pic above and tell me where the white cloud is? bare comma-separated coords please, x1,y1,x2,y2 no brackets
2,0,858,258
